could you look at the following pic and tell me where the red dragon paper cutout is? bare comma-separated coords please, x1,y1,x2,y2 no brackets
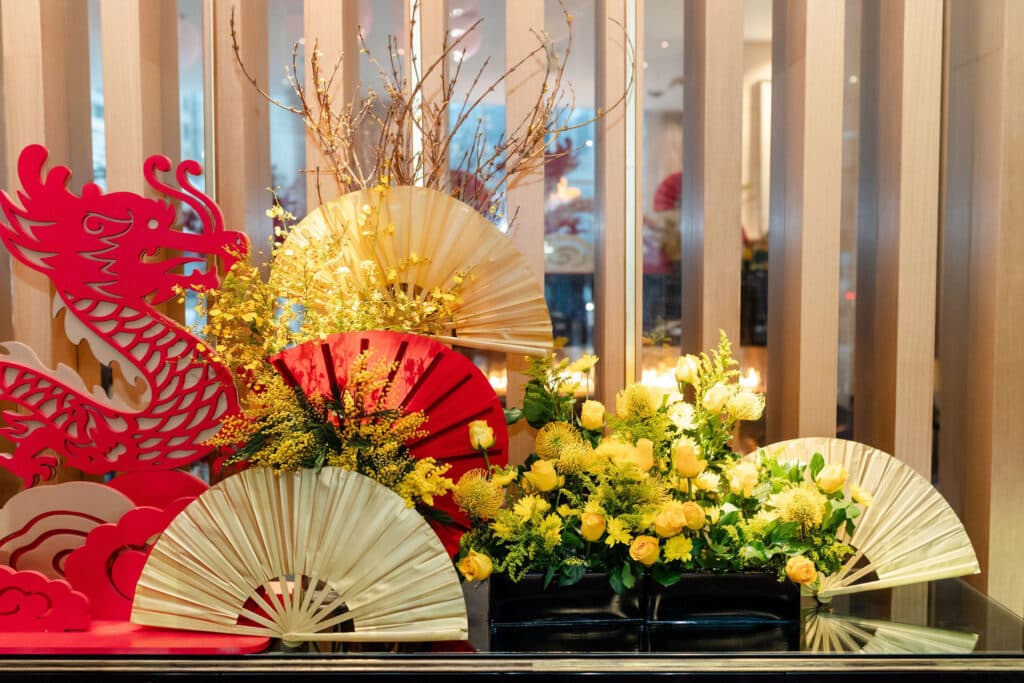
0,144,248,487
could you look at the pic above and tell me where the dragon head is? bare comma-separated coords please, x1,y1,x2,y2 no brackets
0,145,250,305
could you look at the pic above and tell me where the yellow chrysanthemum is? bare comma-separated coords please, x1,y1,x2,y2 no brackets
513,495,551,521
452,468,504,519
539,514,564,548
770,482,827,529
663,535,694,562
534,421,584,460
604,517,633,547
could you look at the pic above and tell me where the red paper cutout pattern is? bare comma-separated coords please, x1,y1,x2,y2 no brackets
0,144,249,487
271,330,509,553
0,565,90,632
106,470,208,509
64,498,193,620
0,481,134,578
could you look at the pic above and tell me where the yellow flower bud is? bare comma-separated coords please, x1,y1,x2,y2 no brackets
672,438,707,478
680,501,706,530
674,354,700,385
629,535,660,566
468,420,496,451
634,438,655,471
851,483,873,507
524,459,560,492
785,555,817,585
580,399,606,431
457,550,493,582
580,512,607,542
653,502,687,538
817,463,848,494
702,382,731,413
729,460,760,497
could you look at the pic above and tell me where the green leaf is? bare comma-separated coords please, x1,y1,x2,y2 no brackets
740,543,768,562
559,563,587,587
608,566,625,594
652,564,683,587
543,564,557,589
504,407,524,425
563,531,584,551
620,562,636,589
809,452,825,480
718,510,741,527
769,521,800,546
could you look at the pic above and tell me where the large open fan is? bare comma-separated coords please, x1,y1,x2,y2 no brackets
764,437,979,599
270,330,509,552
131,467,467,643
278,185,552,355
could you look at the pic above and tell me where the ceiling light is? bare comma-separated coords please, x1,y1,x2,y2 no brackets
660,40,669,49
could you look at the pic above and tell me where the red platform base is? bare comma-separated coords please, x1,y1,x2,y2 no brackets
0,621,270,654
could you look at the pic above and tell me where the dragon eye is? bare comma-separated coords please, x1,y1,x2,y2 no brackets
84,218,104,234
147,218,160,230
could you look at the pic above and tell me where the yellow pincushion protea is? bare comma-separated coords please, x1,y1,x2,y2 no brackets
453,469,505,520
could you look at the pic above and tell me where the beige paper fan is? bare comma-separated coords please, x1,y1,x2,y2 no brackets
764,437,979,599
130,467,467,643
278,185,552,355
804,609,978,654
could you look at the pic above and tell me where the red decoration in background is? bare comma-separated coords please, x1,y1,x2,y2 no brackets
106,470,208,509
63,498,194,620
270,331,509,553
0,566,90,632
653,171,682,212
0,482,135,579
0,144,249,487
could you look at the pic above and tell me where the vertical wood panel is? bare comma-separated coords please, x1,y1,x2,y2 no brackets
943,0,1024,617
854,0,942,475
303,0,360,209
212,0,271,262
504,0,545,464
681,0,743,356
595,0,640,403
766,0,845,442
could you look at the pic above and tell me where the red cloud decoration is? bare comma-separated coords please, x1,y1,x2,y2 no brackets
0,565,90,632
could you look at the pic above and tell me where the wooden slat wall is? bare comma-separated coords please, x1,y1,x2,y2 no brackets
211,0,271,263
681,0,743,355
504,0,545,464
854,0,942,475
941,0,1024,617
303,0,359,209
594,0,640,403
765,0,845,442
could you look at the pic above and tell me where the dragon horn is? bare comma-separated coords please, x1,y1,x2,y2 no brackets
175,159,225,235
143,155,220,236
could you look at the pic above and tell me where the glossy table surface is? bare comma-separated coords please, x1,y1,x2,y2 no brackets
2,578,1023,679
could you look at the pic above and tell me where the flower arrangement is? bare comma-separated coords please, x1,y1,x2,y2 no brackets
455,333,868,592
184,191,461,510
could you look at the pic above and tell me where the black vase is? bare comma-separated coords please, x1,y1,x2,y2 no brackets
645,572,801,623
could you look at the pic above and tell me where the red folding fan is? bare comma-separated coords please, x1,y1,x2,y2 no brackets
269,331,509,552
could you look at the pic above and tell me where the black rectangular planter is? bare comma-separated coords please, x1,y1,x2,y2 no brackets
645,572,801,624
487,571,800,653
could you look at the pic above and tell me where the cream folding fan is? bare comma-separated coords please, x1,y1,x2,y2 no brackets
278,185,552,355
803,609,978,654
764,437,979,600
130,467,467,643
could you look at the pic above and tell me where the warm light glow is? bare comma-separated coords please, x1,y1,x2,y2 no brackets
739,367,762,391
550,176,581,204
487,370,507,395
641,365,678,392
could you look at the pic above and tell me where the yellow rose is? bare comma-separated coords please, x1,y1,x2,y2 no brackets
634,438,655,471
468,419,496,450
726,390,765,421
729,460,760,497
608,442,642,470
629,535,660,566
850,483,873,507
702,382,731,413
674,354,700,385
653,502,687,538
672,437,707,478
785,555,817,585
523,459,560,492
457,550,494,582
680,501,706,530
580,399,606,431
817,463,848,494
580,512,607,542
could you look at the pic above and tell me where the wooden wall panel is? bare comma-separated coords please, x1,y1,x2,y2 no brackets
594,0,641,403
504,0,545,464
942,0,1024,617
303,0,359,209
681,0,743,356
211,0,271,262
765,0,845,442
854,0,942,475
